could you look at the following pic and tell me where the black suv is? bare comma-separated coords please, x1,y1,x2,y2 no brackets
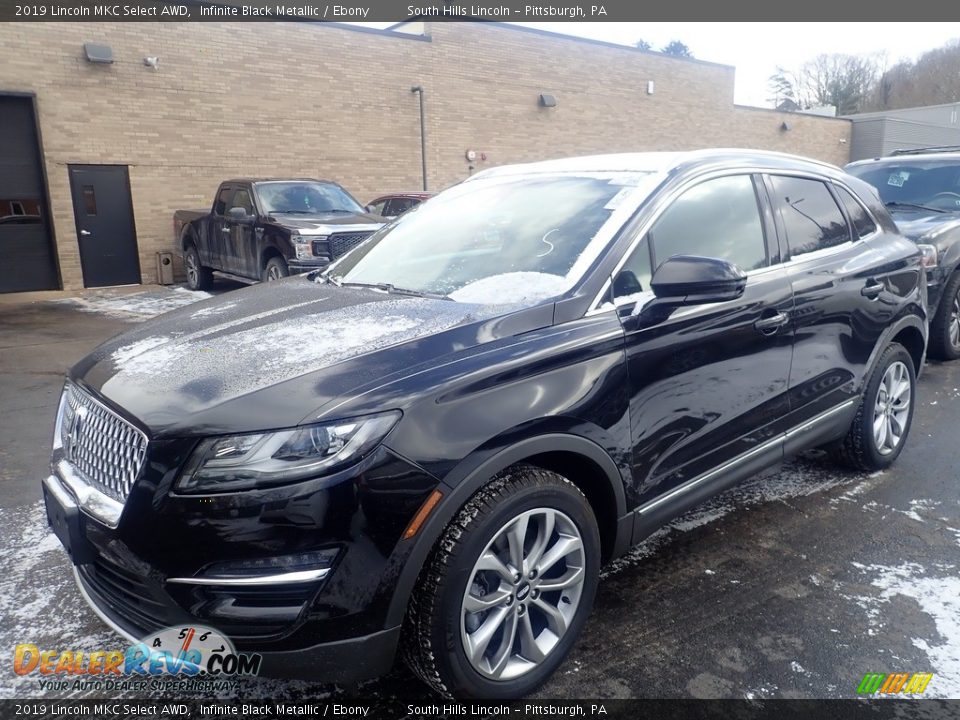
847,148,960,359
44,151,926,699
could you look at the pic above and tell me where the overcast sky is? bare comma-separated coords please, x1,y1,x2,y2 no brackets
358,22,960,108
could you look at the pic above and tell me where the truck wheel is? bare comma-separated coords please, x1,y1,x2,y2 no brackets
831,342,915,471
402,465,600,699
184,245,213,291
929,271,960,360
263,257,289,282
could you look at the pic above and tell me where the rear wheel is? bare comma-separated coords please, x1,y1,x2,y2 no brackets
831,342,915,471
263,256,289,282
929,271,960,360
184,244,213,291
402,466,600,699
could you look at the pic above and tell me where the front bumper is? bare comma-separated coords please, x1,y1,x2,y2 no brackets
288,258,331,272
71,562,399,682
42,441,439,682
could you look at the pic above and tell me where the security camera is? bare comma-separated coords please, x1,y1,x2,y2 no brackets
143,56,159,69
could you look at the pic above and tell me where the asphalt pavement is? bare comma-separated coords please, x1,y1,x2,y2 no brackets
1,282,958,702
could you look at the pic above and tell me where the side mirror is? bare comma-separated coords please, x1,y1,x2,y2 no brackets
227,206,251,221
649,255,747,304
364,205,377,214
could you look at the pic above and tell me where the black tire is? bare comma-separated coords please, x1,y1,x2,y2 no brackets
831,342,916,471
929,270,960,360
183,243,213,291
402,465,601,699
263,256,289,282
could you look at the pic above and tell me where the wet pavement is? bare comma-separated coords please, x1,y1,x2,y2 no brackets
1,282,958,701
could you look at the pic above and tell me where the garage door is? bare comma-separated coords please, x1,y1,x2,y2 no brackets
0,95,59,293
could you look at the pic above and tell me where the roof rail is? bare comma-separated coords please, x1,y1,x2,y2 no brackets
889,145,960,156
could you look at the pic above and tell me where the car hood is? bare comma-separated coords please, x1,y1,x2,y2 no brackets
267,212,385,232
889,209,960,246
70,278,550,438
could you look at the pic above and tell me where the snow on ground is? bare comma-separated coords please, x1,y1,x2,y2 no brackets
55,286,211,320
849,561,960,698
601,457,872,579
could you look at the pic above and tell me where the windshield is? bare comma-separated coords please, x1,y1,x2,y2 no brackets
327,172,657,305
255,181,363,214
847,160,960,212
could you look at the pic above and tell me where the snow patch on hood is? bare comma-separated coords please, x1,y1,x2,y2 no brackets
104,297,480,403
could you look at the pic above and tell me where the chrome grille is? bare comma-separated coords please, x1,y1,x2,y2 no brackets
58,384,147,504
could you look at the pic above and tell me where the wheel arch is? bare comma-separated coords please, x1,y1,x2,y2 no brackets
385,433,629,629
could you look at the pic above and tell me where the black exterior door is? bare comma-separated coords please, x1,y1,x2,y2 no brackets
68,165,141,287
0,94,59,293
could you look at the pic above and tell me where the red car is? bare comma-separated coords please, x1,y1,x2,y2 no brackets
366,191,433,219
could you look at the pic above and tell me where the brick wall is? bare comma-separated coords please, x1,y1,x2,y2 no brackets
0,21,852,289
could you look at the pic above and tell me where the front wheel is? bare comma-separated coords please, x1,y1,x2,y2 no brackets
929,271,960,360
402,466,600,699
832,342,916,471
263,256,289,282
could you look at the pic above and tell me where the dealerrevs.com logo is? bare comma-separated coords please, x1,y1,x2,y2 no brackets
857,672,934,695
14,625,261,692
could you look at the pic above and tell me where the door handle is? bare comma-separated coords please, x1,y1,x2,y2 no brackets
754,311,789,335
80,230,91,236
861,280,884,299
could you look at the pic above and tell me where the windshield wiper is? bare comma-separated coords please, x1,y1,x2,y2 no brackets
271,210,315,214
885,201,948,214
339,280,452,301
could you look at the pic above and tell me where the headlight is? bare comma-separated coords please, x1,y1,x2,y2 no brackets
176,411,400,494
918,243,938,269
291,232,326,260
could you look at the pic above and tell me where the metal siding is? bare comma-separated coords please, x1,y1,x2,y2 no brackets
881,119,960,156
849,119,886,161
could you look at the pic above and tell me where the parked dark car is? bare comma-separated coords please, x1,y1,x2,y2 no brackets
847,147,960,359
45,150,926,699
173,179,384,289
365,191,433,219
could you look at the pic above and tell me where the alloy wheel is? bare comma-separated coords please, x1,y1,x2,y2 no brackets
185,252,198,287
460,508,586,681
950,290,960,350
267,265,282,281
873,360,912,455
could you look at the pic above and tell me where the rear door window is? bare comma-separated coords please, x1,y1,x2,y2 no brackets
836,186,877,238
769,176,850,258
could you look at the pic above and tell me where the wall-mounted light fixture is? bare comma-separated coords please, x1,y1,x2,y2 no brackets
539,93,558,108
780,121,791,132
143,56,159,70
646,81,655,95
83,43,114,64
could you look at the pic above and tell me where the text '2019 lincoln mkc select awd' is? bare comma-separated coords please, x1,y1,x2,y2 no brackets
44,150,927,698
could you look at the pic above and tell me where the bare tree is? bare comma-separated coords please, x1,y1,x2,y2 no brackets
866,40,960,111
795,53,881,115
635,39,652,51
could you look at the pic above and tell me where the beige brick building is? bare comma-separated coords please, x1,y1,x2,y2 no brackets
0,21,852,291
